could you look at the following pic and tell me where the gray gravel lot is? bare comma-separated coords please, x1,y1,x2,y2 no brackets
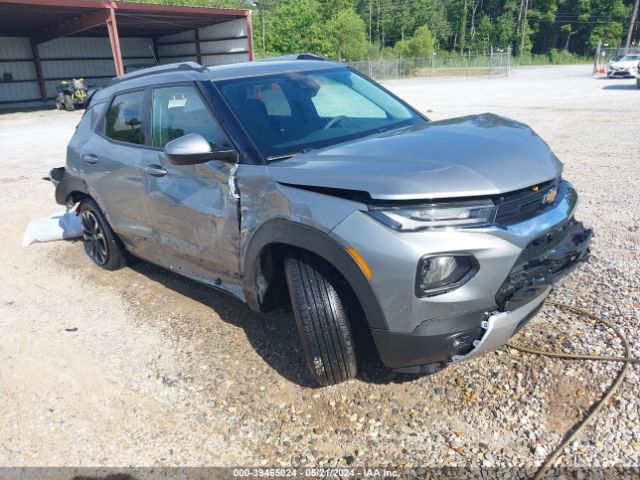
0,65,638,470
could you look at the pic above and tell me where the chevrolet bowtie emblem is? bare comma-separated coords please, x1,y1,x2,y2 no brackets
543,188,558,204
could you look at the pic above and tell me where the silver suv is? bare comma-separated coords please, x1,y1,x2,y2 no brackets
51,58,592,386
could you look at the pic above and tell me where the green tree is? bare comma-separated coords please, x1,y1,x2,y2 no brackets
472,15,493,52
129,0,640,60
585,0,629,52
319,0,355,19
394,25,434,57
265,0,331,56
326,9,368,60
495,13,517,50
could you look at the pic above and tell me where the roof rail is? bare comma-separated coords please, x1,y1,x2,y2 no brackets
108,62,206,85
259,53,325,62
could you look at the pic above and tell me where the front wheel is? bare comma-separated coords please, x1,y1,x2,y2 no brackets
79,199,126,271
64,94,75,111
284,252,357,386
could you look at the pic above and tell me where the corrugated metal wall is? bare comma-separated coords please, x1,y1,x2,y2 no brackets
1,36,156,108
0,37,39,105
1,17,250,110
156,18,249,67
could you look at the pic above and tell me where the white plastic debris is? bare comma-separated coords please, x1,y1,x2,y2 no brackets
22,209,82,247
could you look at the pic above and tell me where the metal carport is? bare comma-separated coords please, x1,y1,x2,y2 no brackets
0,0,253,109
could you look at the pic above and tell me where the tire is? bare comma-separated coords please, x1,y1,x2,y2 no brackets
64,95,75,112
284,252,357,386
637,78,640,89
79,198,126,271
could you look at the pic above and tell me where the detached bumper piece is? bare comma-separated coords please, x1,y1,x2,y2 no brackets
48,166,66,186
495,218,592,311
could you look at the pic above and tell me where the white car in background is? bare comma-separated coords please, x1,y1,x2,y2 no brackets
607,54,640,78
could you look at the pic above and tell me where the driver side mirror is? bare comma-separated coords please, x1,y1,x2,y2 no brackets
164,133,238,165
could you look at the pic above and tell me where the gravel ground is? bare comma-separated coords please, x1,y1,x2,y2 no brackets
0,65,638,471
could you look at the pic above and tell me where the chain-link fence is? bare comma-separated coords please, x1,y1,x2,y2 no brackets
345,51,511,81
594,43,640,76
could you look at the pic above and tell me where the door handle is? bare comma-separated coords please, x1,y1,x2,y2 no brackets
144,165,168,177
83,154,98,164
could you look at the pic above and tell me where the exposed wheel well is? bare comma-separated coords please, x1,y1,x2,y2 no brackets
65,190,89,207
256,243,381,367
256,244,365,322
242,219,388,330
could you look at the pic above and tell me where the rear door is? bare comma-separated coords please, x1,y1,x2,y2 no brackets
144,83,241,285
84,88,153,251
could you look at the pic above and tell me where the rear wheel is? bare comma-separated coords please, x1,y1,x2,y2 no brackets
284,252,357,386
79,199,126,271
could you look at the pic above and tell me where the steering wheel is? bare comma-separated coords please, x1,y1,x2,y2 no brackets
323,115,348,130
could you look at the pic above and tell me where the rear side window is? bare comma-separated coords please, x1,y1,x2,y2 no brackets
105,90,146,145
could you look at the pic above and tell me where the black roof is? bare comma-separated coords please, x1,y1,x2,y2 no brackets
92,59,342,103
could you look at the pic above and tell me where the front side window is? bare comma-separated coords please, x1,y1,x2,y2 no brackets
216,67,424,159
152,85,226,149
105,90,146,145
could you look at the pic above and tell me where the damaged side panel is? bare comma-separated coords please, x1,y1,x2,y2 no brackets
236,164,366,308
136,155,243,297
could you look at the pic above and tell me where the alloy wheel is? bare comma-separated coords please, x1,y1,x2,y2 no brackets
80,210,108,265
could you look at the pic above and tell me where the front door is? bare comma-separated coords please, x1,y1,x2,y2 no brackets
144,84,241,287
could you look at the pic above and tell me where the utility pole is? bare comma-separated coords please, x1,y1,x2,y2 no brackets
625,0,639,48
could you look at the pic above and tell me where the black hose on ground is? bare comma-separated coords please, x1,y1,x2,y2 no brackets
505,300,639,479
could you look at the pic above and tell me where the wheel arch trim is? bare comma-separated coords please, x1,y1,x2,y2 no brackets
54,172,90,206
242,219,389,330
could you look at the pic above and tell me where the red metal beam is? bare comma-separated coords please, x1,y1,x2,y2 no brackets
0,0,248,17
31,9,109,45
245,11,254,61
106,6,124,76
0,0,109,8
29,38,46,101
112,1,249,18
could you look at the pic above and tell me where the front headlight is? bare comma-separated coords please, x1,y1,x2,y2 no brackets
366,200,496,231
416,254,478,296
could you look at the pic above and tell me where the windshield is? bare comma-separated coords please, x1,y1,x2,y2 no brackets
215,67,425,160
620,55,640,62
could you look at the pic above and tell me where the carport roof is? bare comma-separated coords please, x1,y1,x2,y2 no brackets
0,0,249,38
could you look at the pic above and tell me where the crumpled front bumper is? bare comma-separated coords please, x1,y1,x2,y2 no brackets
371,217,592,373
451,285,549,362
451,217,592,362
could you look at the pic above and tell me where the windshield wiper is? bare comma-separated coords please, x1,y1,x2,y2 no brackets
266,153,299,162
266,148,314,163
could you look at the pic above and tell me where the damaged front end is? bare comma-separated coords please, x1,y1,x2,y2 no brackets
497,218,592,311
450,217,592,363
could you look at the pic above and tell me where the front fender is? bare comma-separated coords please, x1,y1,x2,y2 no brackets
242,219,389,330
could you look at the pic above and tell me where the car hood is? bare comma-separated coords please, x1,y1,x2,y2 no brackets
610,61,637,68
268,113,562,200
